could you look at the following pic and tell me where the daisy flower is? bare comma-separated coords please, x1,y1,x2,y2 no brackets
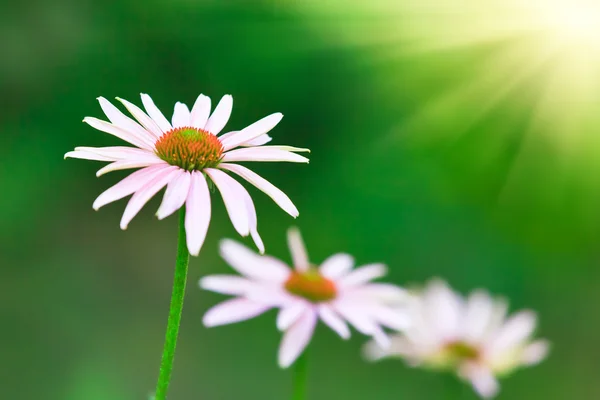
65,93,309,255
364,279,550,399
201,227,410,368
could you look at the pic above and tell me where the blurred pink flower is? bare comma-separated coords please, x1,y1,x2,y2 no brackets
201,227,410,368
65,94,309,255
364,279,550,399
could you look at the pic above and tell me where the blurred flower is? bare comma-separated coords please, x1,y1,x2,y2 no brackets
65,94,309,255
201,227,410,367
364,279,549,399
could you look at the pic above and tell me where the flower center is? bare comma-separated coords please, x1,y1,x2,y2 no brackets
154,127,224,171
284,268,337,302
444,341,480,362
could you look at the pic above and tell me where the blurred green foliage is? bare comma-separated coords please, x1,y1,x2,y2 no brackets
1,0,599,399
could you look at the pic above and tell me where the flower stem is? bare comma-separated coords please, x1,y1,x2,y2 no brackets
154,209,190,400
291,350,309,400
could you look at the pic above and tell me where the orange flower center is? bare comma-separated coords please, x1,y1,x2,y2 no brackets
155,127,224,171
284,268,337,302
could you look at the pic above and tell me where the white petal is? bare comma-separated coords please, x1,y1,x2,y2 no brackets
338,264,388,288
422,279,464,340
222,148,309,163
219,163,299,217
287,227,310,272
172,102,191,128
96,157,165,177
277,301,307,331
205,95,232,135
93,165,174,210
65,150,114,162
521,339,550,365
200,275,257,296
318,304,350,339
203,298,271,327
83,117,153,150
219,239,290,282
190,94,211,129
460,363,500,399
141,93,172,133
220,113,283,151
97,97,155,144
185,171,211,256
116,97,162,139
278,309,317,368
74,146,156,161
120,167,180,229
242,134,272,146
320,253,354,279
156,171,191,220
205,168,249,236
463,290,496,343
487,311,537,355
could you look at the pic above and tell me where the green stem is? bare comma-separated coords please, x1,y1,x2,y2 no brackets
291,350,309,400
154,209,190,400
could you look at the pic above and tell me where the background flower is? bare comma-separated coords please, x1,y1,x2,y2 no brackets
364,279,549,398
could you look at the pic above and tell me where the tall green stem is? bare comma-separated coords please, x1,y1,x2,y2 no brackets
154,209,190,400
292,350,308,400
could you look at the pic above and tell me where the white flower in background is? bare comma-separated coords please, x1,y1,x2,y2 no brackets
364,279,549,399
65,93,309,256
201,227,410,368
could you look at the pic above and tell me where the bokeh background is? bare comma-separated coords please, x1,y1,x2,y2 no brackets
2,0,600,399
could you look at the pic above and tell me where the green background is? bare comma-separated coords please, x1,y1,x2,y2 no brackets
2,1,599,399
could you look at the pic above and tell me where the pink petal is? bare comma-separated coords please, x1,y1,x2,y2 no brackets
460,363,500,399
203,298,271,327
222,148,309,163
156,170,192,220
184,171,212,256
287,227,310,272
64,150,114,162
236,185,264,254
219,239,290,282
218,163,299,217
172,102,191,128
83,117,153,150
200,275,257,296
338,264,388,288
190,94,211,130
318,304,350,339
278,309,317,368
277,301,307,331
96,156,165,177
141,93,172,133
205,95,232,135
320,253,354,279
120,167,180,229
73,146,156,161
116,97,162,139
93,164,174,210
205,168,250,236
486,311,537,356
97,97,155,144
220,113,283,151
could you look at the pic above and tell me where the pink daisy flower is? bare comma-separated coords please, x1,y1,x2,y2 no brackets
65,94,309,255
201,227,410,367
